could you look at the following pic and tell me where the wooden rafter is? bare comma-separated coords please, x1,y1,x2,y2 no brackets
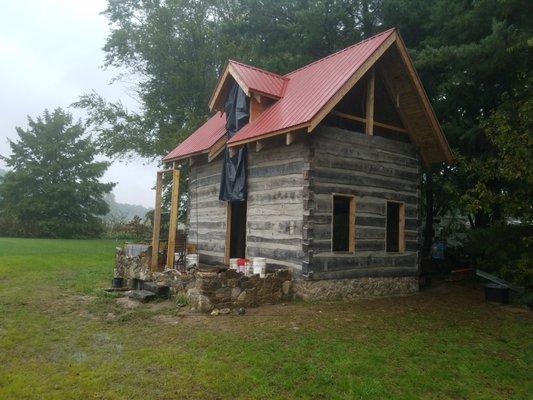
365,68,375,135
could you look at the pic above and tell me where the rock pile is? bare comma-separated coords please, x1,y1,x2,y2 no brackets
114,246,293,313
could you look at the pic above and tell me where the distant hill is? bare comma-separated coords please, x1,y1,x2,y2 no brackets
104,193,151,221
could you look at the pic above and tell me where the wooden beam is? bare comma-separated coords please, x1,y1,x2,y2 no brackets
398,202,405,252
256,140,264,152
286,131,296,145
365,68,375,135
224,203,232,265
166,168,181,268
330,110,408,133
150,171,163,271
307,31,396,132
349,197,356,252
208,137,226,162
208,63,231,112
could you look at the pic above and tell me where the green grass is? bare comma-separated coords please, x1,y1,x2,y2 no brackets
0,238,531,399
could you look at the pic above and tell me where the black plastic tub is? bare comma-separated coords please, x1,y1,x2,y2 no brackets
112,277,124,288
484,283,510,304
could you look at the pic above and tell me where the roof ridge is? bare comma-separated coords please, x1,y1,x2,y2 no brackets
284,27,396,77
228,59,289,81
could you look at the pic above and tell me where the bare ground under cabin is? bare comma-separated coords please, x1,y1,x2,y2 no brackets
0,238,531,399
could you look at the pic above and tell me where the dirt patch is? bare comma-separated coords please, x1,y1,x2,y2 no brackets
116,297,140,309
152,314,181,325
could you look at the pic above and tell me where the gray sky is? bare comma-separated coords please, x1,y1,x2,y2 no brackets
0,0,158,208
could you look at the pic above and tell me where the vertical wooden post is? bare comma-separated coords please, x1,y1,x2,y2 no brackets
399,203,405,252
365,68,375,135
166,168,181,268
224,202,232,265
349,197,356,252
150,171,163,271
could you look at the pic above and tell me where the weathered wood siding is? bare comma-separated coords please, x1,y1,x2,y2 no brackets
188,155,227,265
246,135,309,273
307,126,421,279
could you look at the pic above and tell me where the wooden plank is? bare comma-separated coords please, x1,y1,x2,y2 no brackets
365,68,375,135
286,131,296,145
208,137,226,162
349,196,356,252
399,202,406,252
166,169,181,268
308,32,396,132
330,111,408,133
150,171,163,271
208,63,232,111
224,202,231,265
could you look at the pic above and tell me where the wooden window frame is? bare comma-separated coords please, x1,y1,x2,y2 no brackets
331,194,356,253
385,200,405,253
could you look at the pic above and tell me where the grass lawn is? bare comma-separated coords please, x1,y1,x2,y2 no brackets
0,238,531,399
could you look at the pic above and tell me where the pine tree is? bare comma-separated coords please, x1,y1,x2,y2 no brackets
0,108,115,237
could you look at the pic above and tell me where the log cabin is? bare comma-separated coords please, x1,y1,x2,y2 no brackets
160,28,452,299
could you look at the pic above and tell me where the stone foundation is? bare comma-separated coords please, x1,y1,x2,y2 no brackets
114,246,418,311
293,276,418,301
114,246,292,313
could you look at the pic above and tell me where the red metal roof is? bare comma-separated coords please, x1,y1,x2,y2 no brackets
164,29,396,161
163,112,226,162
228,28,395,145
229,60,287,98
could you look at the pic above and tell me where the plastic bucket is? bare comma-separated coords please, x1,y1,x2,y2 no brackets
229,258,239,271
253,257,267,278
186,254,199,268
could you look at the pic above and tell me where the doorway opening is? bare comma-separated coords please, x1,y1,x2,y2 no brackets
226,200,247,262
386,201,405,252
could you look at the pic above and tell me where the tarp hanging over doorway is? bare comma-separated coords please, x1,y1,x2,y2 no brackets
219,82,249,202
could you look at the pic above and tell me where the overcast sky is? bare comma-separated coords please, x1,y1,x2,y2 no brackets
0,0,158,208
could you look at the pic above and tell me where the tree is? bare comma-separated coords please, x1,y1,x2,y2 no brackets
75,0,384,159
0,109,115,238
382,0,532,228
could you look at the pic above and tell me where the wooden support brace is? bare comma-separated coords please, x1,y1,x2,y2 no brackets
150,171,163,271
365,68,375,135
166,168,181,268
286,131,296,145
330,111,408,133
398,203,405,252
256,140,264,152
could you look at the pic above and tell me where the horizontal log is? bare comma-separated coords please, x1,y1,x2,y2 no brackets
311,252,418,272
315,126,418,157
314,167,418,193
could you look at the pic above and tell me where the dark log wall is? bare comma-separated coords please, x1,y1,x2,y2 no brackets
246,135,310,274
188,155,227,265
307,126,421,279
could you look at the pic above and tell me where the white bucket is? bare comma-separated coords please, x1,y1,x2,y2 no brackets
186,254,199,268
253,257,267,278
229,258,239,271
